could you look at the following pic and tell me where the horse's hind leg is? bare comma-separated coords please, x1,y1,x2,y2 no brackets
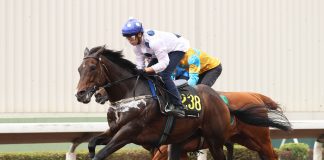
206,138,226,160
257,143,278,160
253,131,278,160
232,134,277,160
249,132,278,160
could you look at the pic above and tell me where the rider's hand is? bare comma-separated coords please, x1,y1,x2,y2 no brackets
137,67,155,76
137,69,147,75
144,67,155,74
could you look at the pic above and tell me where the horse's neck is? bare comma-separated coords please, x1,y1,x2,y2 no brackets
104,61,150,102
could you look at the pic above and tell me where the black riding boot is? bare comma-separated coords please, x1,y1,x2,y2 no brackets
168,104,185,118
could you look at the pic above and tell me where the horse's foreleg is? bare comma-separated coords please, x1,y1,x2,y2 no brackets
224,142,234,160
88,130,112,159
168,144,186,160
93,125,140,160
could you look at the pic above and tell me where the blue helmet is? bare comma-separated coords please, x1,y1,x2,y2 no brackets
121,18,144,37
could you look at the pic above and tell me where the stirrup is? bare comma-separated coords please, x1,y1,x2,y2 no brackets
167,110,185,118
166,105,185,118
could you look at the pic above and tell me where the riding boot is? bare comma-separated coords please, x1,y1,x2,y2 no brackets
168,104,185,118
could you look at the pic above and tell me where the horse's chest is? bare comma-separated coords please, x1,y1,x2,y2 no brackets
109,98,147,121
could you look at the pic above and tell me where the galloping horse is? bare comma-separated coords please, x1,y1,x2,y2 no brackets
75,46,292,160
152,92,283,160
95,88,283,160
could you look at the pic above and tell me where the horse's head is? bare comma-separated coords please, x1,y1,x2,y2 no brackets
76,46,107,103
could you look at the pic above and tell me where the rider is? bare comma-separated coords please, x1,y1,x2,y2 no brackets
174,48,222,87
121,18,190,117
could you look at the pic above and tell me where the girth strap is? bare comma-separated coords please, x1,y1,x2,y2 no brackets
157,115,175,147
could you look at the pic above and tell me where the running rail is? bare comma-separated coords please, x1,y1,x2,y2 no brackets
0,121,323,160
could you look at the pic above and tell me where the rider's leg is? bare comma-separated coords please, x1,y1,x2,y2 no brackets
160,51,185,116
197,64,222,87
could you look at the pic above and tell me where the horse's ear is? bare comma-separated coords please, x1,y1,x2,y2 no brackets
84,47,90,57
94,45,106,57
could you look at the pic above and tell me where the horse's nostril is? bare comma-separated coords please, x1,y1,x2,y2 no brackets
77,90,86,97
95,93,102,98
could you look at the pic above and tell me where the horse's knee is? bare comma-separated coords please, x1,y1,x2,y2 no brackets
88,136,101,154
88,137,98,147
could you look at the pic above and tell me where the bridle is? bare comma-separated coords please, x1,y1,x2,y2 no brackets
82,55,139,95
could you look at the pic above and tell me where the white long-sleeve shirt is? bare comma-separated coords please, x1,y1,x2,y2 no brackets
133,29,190,73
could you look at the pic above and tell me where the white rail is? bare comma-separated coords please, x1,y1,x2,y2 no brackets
0,121,323,160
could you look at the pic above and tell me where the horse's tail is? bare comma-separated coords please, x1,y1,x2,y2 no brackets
252,93,281,110
229,104,292,131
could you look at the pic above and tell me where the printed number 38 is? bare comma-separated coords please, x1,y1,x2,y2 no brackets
181,94,201,111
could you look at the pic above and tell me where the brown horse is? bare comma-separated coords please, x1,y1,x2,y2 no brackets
75,46,292,160
95,88,282,160
152,92,281,160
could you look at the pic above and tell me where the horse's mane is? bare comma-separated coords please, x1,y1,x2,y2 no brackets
89,46,138,74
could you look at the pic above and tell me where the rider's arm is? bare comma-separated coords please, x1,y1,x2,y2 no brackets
187,54,200,86
148,41,170,73
134,47,145,69
174,66,189,80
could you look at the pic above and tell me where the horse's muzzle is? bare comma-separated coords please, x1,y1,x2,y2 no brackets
76,89,94,104
95,92,108,104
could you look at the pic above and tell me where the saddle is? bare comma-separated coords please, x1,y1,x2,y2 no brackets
147,77,202,118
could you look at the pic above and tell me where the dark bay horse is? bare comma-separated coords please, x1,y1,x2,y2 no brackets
95,88,284,160
75,46,292,160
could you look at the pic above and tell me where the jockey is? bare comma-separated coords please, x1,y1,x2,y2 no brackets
122,18,190,117
174,48,222,87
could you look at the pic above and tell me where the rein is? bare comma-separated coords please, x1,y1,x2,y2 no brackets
101,75,138,89
97,57,141,97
